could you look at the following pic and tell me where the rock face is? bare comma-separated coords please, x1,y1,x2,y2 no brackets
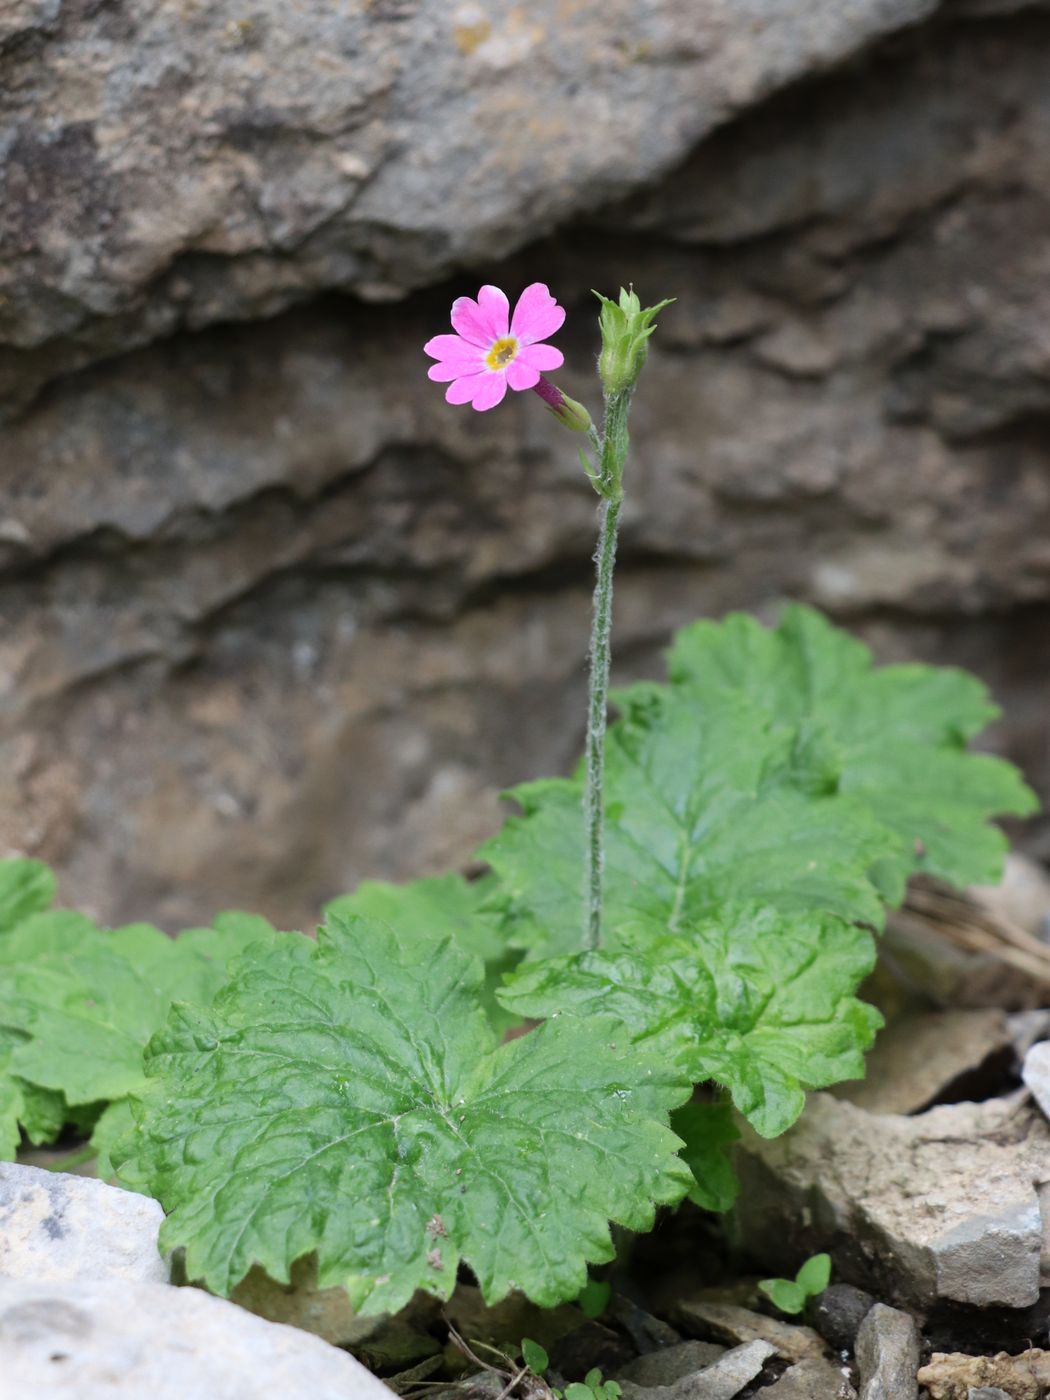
733,1094,1050,1311
2,3,1050,928
0,1161,167,1285
0,1276,393,1399
0,0,942,412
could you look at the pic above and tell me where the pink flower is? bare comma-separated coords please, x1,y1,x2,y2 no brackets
424,283,566,412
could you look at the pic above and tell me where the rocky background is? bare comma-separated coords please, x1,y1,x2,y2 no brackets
2,0,1050,931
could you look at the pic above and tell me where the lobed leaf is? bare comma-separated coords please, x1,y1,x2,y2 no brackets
0,863,293,1161
0,858,55,933
482,690,901,958
325,873,520,1032
2,913,287,1105
115,915,693,1313
497,903,881,1138
670,1100,740,1213
665,605,1037,888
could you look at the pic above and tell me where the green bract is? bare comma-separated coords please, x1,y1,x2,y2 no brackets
114,916,693,1313
595,288,674,397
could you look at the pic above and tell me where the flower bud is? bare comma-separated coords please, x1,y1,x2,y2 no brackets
594,287,674,396
530,376,593,432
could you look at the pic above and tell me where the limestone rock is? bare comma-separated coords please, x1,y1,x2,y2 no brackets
670,1299,825,1363
733,1095,1050,1310
229,1258,388,1347
681,1340,774,1400
917,1349,1050,1400
831,1008,1013,1115
0,1161,167,1285
2,8,1050,929
855,1305,919,1400
0,1276,393,1398
970,854,1050,939
618,1342,726,1387
760,1357,856,1398
1022,1041,1050,1122
0,0,944,410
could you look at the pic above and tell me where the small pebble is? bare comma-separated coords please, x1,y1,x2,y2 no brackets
855,1303,919,1400
805,1283,876,1353
618,1341,726,1387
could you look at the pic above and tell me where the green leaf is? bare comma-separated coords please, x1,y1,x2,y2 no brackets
90,1098,136,1182
115,915,693,1313
18,1081,66,1146
482,690,901,959
795,1252,831,1296
670,1100,740,1213
666,605,1037,888
4,915,286,1104
0,1053,23,1161
522,1339,549,1375
325,875,503,963
577,1278,611,1319
759,1278,806,1314
326,874,520,1033
0,857,56,933
498,904,881,1138
0,901,291,1158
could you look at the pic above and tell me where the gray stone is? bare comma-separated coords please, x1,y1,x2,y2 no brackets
831,1008,1013,1115
618,1342,776,1400
1007,1011,1050,1060
0,1162,167,1285
228,1258,387,1346
761,1357,856,1398
855,1305,919,1400
671,1300,824,1363
618,1342,726,1386
805,1284,875,1354
734,1095,1050,1310
966,1390,1013,1400
678,1341,774,1400
0,1276,392,1398
1023,1041,1050,1122
0,0,942,412
970,854,1050,940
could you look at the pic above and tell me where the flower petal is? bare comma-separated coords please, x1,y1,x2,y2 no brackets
429,361,468,383
424,333,481,366
471,372,509,412
451,285,510,346
506,357,540,391
446,373,487,405
518,342,564,372
511,283,566,345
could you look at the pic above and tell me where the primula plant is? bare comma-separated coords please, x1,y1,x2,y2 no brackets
1,283,1037,1318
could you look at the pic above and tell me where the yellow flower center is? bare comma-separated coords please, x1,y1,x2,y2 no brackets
485,336,519,370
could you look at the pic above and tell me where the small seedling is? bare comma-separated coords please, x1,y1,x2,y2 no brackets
759,1253,833,1315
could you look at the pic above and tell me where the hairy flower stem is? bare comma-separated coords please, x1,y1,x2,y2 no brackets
584,388,631,951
